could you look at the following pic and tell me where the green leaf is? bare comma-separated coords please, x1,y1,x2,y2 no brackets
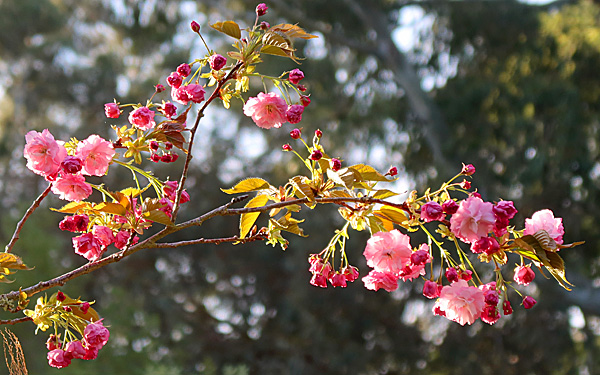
210,21,241,39
349,164,390,182
221,178,271,194
240,194,270,239
372,189,399,199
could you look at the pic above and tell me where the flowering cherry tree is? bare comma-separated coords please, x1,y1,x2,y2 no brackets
0,3,584,370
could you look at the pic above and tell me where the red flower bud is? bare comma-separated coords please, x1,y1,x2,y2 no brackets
256,3,268,16
191,21,200,33
461,163,476,176
282,144,292,151
315,129,322,138
290,128,301,139
522,296,537,309
330,158,342,172
310,150,323,161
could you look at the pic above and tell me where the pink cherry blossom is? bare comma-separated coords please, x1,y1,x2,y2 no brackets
83,345,99,360
450,196,495,244
92,225,114,247
23,129,67,178
514,265,536,286
423,280,441,299
243,92,288,129
114,230,139,250
480,305,500,325
51,174,93,202
128,106,156,130
523,209,564,244
288,68,305,84
420,201,444,222
104,103,120,118
285,104,304,124
171,84,206,105
329,272,347,288
64,341,86,360
47,349,71,368
76,134,115,176
73,233,104,261
163,180,190,203
209,54,227,71
362,270,399,292
522,296,537,309
363,230,412,274
434,279,485,326
84,320,110,349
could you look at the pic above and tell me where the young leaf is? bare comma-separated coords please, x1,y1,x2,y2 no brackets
51,201,93,214
210,21,241,39
240,194,270,239
93,202,128,216
349,164,390,182
142,210,174,227
290,176,315,203
221,178,271,194
372,189,399,199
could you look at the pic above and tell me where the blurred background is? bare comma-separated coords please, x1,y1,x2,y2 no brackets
0,0,599,373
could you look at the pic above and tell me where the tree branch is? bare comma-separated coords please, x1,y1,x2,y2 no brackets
5,183,52,253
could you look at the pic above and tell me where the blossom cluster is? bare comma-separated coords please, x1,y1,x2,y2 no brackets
47,320,110,369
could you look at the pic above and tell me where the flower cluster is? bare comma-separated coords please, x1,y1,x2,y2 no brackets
47,321,110,368
24,130,115,202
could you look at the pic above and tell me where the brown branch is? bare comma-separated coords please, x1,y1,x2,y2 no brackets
0,192,405,307
153,233,268,248
171,60,245,221
5,183,52,253
0,317,31,326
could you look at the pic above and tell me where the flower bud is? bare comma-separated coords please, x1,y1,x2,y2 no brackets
503,300,513,315
155,84,166,93
329,272,347,288
150,141,159,151
282,144,292,151
442,200,459,214
191,21,200,33
445,267,459,283
256,3,268,16
310,150,323,160
297,84,307,92
104,103,120,119
286,105,304,124
388,166,398,176
420,201,444,222
330,158,342,172
177,63,192,77
300,95,311,107
410,249,429,266
422,280,441,299
522,296,537,309
162,102,177,118
164,141,173,150
514,265,535,286
484,290,499,306
288,69,305,84
289,128,301,139
461,163,476,176
343,266,359,282
166,72,183,89
57,291,66,302
61,156,83,174
209,54,227,71
315,129,322,138
80,302,90,314
460,179,471,189
260,21,270,30
150,153,161,163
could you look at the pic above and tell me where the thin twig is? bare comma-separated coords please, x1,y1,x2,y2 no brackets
0,318,31,326
5,183,52,253
153,233,267,248
171,60,245,221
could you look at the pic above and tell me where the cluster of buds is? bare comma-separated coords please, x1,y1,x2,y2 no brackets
149,140,179,163
308,254,359,288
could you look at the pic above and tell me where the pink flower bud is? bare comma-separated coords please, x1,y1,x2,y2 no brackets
176,63,191,77
330,158,342,172
459,269,472,281
420,201,444,222
84,321,110,349
310,150,323,160
256,3,268,16
329,272,347,288
388,166,398,176
445,267,459,283
470,236,499,255
288,69,305,84
61,156,83,174
297,84,307,92
522,296,537,309
289,128,301,139
161,102,177,118
46,335,60,351
514,265,535,286
47,349,71,369
57,291,66,302
150,153,161,162
80,302,90,314
150,141,159,151
503,300,513,315
343,266,359,282
164,142,173,150
410,249,430,266
282,144,292,151
461,163,476,176
484,290,499,306
310,273,328,288
460,179,471,189
300,95,311,106
422,280,441,299
167,72,183,88
155,84,166,93
209,54,227,71
286,105,304,124
260,21,270,30
191,21,200,33
481,305,500,325
315,129,322,138
442,200,459,215
104,103,120,118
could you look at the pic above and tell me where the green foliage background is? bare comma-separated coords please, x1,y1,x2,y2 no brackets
1,0,599,374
